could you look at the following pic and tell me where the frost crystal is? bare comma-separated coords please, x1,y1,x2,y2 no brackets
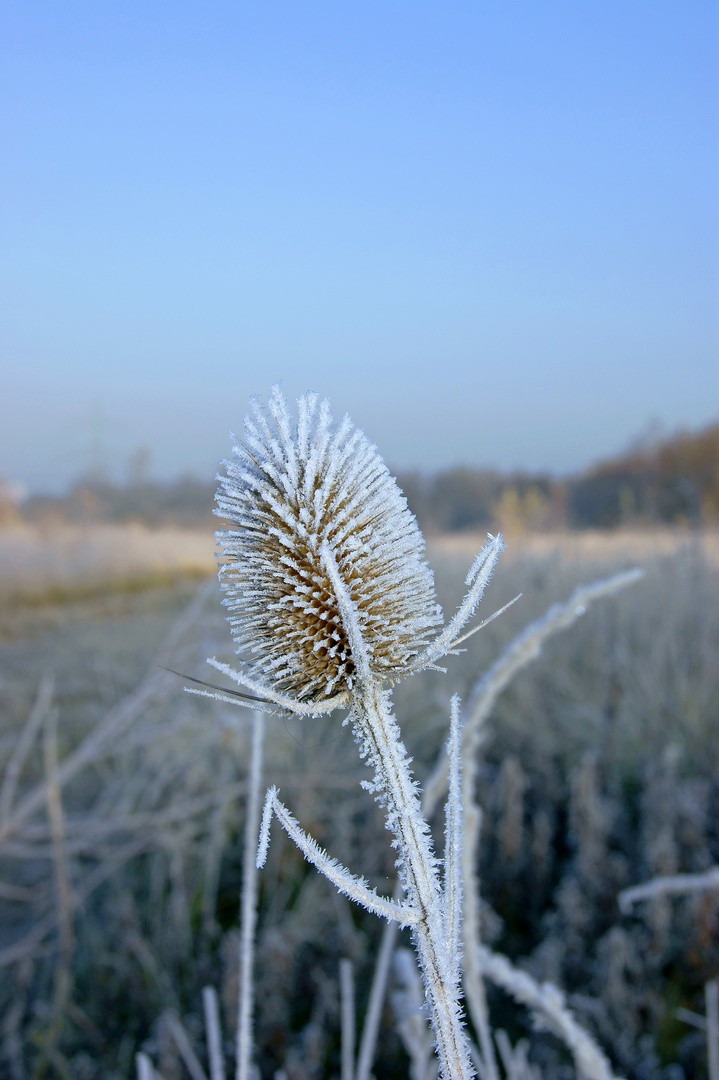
215,386,442,705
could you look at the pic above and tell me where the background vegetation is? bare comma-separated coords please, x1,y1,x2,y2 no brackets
3,421,717,536
0,525,717,1078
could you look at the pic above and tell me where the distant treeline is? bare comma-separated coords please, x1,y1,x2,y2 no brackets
5,421,718,533
401,418,718,533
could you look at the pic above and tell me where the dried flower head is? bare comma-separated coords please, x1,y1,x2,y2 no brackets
214,386,443,709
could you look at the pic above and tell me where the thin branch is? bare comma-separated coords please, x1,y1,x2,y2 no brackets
205,658,349,717
340,959,356,1080
477,946,622,1080
0,674,53,825
443,695,463,975
707,979,719,1080
257,787,419,927
411,535,505,671
465,568,644,735
136,1052,160,1080
202,987,226,1080
163,1010,209,1080
448,594,522,650
355,916,400,1080
237,711,265,1080
43,703,74,1019
392,948,438,1080
618,867,719,913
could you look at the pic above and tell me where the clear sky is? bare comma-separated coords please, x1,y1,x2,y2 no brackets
1,1,717,494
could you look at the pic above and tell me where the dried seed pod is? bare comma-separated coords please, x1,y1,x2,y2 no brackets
215,386,442,704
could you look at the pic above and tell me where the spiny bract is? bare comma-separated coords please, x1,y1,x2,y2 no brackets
215,386,442,704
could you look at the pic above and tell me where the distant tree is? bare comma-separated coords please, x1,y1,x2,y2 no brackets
568,421,719,528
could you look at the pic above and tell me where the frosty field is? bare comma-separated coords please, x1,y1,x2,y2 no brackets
0,524,717,1078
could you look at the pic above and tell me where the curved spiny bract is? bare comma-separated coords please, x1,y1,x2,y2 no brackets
215,386,442,708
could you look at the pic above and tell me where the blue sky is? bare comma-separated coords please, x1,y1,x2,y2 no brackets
1,2,717,493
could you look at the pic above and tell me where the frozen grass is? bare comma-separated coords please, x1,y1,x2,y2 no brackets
0,527,717,1077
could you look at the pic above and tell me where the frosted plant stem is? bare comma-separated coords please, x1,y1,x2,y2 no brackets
618,866,719,912
355,914,399,1080
352,680,475,1080
461,798,498,1080
477,947,621,1080
444,695,464,984
460,688,498,1080
43,703,74,1022
202,986,226,1080
0,674,53,826
340,959,355,1080
136,1052,158,1080
707,979,719,1080
164,1010,209,1080
237,711,265,1080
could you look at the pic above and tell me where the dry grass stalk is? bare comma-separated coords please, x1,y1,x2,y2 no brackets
354,914,399,1080
618,866,719,912
236,710,265,1080
202,986,226,1080
340,958,356,1080
43,700,74,1042
0,674,54,827
707,979,719,1080
477,946,621,1080
163,1009,209,1080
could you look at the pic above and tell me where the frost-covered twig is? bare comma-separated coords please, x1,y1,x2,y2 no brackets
355,915,400,1080
444,695,463,983
0,674,53,826
410,535,505,670
618,866,719,913
494,1030,541,1080
202,986,226,1080
43,703,74,1020
136,1052,161,1080
257,787,419,927
477,946,622,1080
237,711,265,1080
707,979,719,1080
464,568,644,735
392,948,438,1080
340,959,356,1080
163,1010,209,1080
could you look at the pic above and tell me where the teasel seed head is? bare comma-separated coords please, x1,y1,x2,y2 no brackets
215,386,443,708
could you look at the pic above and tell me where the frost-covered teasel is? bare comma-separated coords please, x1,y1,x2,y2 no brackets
214,386,442,710
195,386,514,1080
